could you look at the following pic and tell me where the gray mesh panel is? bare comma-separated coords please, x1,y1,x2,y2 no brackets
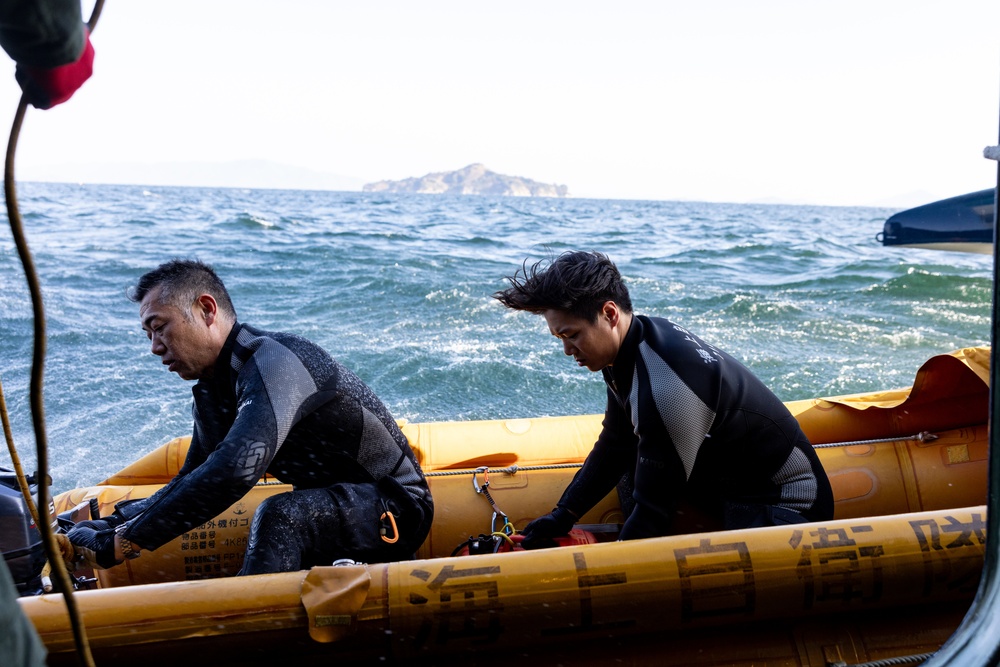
638,342,716,481
238,329,317,451
772,447,818,512
358,407,409,481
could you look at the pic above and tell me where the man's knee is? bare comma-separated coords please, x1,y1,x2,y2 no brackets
253,492,310,535
241,493,314,575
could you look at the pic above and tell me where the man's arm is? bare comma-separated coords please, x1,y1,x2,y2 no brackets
120,399,280,550
557,389,637,516
518,389,636,549
120,340,315,552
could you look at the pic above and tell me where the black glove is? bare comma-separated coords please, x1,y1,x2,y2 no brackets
67,523,121,569
520,506,576,550
71,517,119,532
81,499,141,530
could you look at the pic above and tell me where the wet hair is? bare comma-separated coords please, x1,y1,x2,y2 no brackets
493,251,632,323
127,259,237,321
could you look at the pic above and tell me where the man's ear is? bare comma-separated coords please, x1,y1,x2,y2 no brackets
602,300,620,327
194,294,219,325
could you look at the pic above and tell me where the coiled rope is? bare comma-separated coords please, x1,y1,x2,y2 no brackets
3,3,106,666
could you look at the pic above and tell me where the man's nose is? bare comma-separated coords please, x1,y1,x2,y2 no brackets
150,335,165,355
562,339,574,356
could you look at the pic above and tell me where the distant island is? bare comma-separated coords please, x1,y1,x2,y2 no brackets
363,163,569,198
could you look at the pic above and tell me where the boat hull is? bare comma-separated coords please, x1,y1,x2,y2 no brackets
16,346,993,665
23,506,985,665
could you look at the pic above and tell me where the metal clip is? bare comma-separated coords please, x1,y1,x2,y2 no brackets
379,499,399,544
472,466,511,534
471,466,490,494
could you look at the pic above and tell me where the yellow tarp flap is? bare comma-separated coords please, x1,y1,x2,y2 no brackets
822,346,989,409
789,346,990,444
301,565,372,643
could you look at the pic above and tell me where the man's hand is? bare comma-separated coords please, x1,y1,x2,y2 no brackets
519,506,576,550
67,522,121,569
15,27,94,109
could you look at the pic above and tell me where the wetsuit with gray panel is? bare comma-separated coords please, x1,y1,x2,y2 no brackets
119,323,433,573
555,315,833,538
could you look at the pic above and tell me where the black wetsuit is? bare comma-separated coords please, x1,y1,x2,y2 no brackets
119,323,433,573
557,315,833,538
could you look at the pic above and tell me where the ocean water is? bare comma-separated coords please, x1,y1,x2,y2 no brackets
0,182,992,491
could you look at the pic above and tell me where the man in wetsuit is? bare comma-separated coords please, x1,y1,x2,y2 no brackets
68,259,433,574
493,251,833,547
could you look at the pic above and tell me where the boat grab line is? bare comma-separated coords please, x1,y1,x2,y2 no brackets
812,431,938,449
424,462,584,477
422,431,938,477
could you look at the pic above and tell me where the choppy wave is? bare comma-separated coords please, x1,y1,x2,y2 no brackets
0,182,991,489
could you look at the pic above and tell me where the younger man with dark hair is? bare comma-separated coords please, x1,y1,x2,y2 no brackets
494,251,833,547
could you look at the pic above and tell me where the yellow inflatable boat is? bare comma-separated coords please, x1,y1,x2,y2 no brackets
19,346,991,666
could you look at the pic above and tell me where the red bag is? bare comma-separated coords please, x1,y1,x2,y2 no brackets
453,528,597,556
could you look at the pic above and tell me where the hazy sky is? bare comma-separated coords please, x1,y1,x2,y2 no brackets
1,1,998,207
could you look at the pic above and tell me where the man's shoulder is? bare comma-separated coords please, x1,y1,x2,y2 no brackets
237,323,328,354
634,314,682,343
233,324,337,375
636,314,674,329
634,316,729,367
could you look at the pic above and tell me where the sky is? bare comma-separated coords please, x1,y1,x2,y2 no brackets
1,1,998,207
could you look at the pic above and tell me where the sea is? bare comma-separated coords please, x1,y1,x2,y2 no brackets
0,182,993,493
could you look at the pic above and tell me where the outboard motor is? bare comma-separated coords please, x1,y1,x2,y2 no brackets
0,468,46,595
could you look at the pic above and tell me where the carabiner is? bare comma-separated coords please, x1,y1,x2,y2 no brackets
379,498,400,544
380,510,399,544
472,466,490,494
472,466,513,535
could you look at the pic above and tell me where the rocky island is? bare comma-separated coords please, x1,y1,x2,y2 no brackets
363,163,569,198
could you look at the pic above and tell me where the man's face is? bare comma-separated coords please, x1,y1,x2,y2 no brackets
542,306,621,372
139,287,217,381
